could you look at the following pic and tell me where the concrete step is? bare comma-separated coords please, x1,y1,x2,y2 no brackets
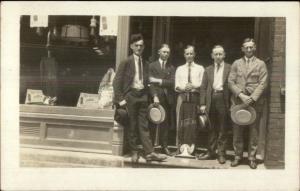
20,147,266,169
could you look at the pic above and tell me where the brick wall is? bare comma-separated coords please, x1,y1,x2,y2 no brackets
265,18,285,169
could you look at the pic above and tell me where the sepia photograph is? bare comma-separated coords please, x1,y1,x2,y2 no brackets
1,1,299,191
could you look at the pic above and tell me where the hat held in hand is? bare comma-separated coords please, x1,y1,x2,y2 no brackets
231,104,257,126
148,103,166,125
114,107,129,126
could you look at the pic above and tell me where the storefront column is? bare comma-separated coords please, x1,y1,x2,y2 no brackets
116,16,130,70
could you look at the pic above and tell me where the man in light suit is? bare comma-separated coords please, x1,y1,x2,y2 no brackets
149,44,176,156
113,34,167,163
199,45,231,164
228,38,268,169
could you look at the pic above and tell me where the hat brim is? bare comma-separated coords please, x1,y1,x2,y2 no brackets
148,103,166,125
231,104,256,125
114,108,129,126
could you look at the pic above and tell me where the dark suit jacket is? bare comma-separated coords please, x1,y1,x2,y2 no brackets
113,55,149,104
149,60,176,105
200,63,231,113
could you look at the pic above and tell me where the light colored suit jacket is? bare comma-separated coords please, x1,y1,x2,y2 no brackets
228,56,268,112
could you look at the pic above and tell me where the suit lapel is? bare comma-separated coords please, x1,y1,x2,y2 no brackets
222,63,230,84
208,65,214,87
246,57,258,77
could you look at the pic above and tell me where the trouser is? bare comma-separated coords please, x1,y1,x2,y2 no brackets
177,93,199,146
126,89,153,155
158,95,170,148
208,92,227,156
233,112,261,161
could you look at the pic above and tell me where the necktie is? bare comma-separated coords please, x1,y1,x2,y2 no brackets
188,63,191,83
162,61,165,70
138,56,143,80
246,59,250,72
216,63,220,72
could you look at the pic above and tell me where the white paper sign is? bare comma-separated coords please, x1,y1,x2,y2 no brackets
99,16,118,36
30,15,48,27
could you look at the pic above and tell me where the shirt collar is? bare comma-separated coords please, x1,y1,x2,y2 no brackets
244,56,254,62
159,58,166,65
214,61,224,67
133,54,141,61
185,61,195,67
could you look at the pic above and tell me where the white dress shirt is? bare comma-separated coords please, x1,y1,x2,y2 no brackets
175,62,204,92
131,54,144,89
212,61,225,91
159,58,166,69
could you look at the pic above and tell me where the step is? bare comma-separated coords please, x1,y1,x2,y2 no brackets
20,147,265,169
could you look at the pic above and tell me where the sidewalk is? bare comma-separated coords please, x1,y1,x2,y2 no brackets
20,147,266,169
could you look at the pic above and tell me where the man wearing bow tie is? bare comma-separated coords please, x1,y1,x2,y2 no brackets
113,34,167,163
228,38,268,169
149,44,176,156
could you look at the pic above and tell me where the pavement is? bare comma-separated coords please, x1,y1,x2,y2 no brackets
20,147,266,169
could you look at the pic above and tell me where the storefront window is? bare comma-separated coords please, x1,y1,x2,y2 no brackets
20,15,117,108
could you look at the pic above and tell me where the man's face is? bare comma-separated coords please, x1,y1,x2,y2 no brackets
158,47,170,61
130,40,144,56
211,47,225,64
184,47,195,63
242,41,256,58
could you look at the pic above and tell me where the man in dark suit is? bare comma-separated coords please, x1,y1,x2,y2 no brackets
199,45,231,164
228,38,268,169
149,44,176,156
113,34,167,163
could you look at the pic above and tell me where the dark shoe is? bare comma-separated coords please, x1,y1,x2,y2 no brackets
145,152,167,162
197,152,215,160
131,151,139,163
162,147,172,156
217,155,226,164
249,160,257,169
230,159,241,167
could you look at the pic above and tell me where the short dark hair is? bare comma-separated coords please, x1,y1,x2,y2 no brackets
159,43,170,50
243,38,256,46
184,45,195,52
130,33,144,44
212,45,225,53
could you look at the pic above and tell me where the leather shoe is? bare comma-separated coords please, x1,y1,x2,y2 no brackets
145,152,167,162
249,160,257,169
131,151,139,163
217,155,226,164
162,147,172,156
230,159,241,167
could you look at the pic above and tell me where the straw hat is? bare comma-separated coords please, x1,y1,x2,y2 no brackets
231,104,257,125
148,103,166,125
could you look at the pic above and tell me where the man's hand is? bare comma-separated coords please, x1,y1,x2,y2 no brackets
200,105,206,113
153,96,160,106
149,77,162,85
239,93,253,106
119,100,127,107
185,83,193,92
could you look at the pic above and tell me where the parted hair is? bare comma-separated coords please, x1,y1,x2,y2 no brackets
243,38,256,46
184,45,195,53
130,33,144,44
211,45,225,53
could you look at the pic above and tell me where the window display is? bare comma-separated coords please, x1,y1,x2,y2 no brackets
20,15,118,108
